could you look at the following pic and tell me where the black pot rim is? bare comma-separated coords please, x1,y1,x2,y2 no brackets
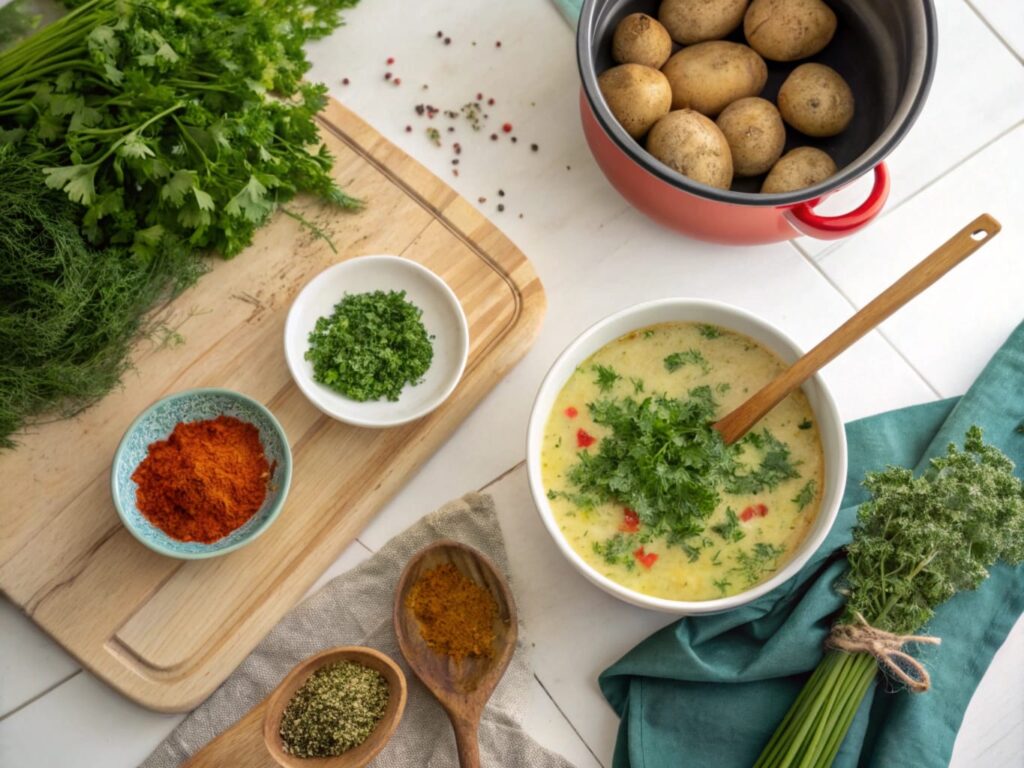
577,0,938,208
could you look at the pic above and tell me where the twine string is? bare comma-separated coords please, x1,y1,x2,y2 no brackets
826,612,942,693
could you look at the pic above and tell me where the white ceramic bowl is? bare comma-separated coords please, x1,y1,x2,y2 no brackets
526,298,848,614
285,255,469,428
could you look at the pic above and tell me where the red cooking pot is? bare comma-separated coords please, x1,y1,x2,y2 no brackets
578,0,937,245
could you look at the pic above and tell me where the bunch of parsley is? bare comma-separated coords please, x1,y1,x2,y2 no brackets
0,0,360,260
756,427,1024,768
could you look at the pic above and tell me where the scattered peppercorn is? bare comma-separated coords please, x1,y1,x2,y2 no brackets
511,136,517,143
405,125,411,132
451,158,459,165
476,92,483,100
497,204,505,212
497,189,505,197
487,97,495,106
384,72,392,80
444,36,451,45
386,56,395,65
531,143,538,152
341,77,349,85
502,122,512,133
436,30,442,38
393,78,401,86
490,133,498,141
495,40,502,47
478,196,486,203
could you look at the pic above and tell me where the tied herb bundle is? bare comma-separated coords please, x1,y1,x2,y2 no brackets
755,426,1024,768
0,0,360,260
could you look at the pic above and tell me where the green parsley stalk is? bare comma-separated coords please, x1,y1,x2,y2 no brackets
755,426,1024,768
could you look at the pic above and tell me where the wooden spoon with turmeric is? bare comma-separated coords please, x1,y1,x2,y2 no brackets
393,540,518,768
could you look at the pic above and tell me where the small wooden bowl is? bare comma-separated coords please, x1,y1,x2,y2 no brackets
262,646,407,768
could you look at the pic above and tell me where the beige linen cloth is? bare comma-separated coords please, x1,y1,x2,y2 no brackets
142,493,576,768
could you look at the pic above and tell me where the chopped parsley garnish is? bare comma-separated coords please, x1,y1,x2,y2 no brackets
592,364,621,393
630,377,645,394
305,290,433,402
642,329,656,339
711,507,745,543
791,479,817,511
733,542,786,586
725,430,801,494
664,349,711,374
698,324,722,339
798,418,813,430
716,382,731,394
558,387,800,555
593,533,636,571
712,577,731,595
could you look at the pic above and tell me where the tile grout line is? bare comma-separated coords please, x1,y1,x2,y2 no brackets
0,669,82,723
962,0,1024,67
787,240,944,399
533,673,608,768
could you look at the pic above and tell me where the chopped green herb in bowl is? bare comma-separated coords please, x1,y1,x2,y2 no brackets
306,290,434,402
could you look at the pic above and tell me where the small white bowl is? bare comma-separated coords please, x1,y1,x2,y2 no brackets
285,256,469,428
526,298,848,615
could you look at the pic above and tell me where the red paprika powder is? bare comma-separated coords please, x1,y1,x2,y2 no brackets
131,415,271,543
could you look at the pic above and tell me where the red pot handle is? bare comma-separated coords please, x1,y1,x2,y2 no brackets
787,163,891,240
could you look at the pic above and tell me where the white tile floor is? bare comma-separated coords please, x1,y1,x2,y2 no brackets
2,1,1023,765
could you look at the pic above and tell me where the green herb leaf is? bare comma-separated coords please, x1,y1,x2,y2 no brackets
732,542,786,587
791,479,817,511
664,349,711,374
711,507,745,543
592,364,621,393
697,324,722,339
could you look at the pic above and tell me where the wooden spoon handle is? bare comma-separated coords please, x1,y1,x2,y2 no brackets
451,716,481,768
714,213,1002,445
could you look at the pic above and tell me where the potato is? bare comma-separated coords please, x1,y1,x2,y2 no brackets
744,0,837,61
612,13,673,69
646,109,734,189
761,146,836,193
777,63,854,137
658,0,749,45
598,64,673,139
661,41,767,117
715,97,785,176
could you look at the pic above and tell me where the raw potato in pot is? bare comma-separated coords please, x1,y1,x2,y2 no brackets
715,97,785,176
646,109,734,190
744,0,837,61
612,13,673,69
658,0,749,45
661,41,768,117
778,62,854,137
598,63,673,139
761,146,836,193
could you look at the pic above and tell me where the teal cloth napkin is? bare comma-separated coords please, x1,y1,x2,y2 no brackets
552,0,581,26
600,320,1024,768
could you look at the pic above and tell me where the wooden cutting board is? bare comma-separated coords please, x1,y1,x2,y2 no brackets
0,97,545,713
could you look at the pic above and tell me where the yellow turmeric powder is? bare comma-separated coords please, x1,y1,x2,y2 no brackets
406,563,498,660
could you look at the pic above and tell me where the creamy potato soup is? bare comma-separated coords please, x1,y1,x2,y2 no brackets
541,322,824,601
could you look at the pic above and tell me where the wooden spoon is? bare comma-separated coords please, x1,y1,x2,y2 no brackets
393,540,518,768
713,213,1001,445
261,646,408,768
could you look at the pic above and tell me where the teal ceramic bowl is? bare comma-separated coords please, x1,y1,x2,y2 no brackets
111,388,292,559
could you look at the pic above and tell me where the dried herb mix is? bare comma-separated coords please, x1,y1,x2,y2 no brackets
279,661,389,758
305,290,434,402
